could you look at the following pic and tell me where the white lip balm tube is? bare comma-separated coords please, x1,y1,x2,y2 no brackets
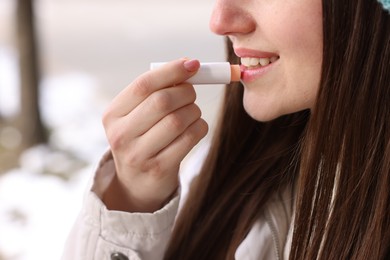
150,62,241,85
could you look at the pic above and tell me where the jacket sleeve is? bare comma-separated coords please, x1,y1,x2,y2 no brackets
61,151,180,260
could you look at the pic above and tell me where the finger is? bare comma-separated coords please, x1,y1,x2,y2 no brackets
154,118,208,171
105,59,200,118
137,103,202,159
125,84,196,137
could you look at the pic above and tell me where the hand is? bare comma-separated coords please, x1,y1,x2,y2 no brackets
102,59,209,212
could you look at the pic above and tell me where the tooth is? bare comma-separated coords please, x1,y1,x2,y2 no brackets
241,58,248,66
246,59,253,67
249,58,260,66
259,58,270,66
241,56,277,67
241,57,251,67
270,56,279,63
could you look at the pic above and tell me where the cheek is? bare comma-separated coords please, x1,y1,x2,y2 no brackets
279,22,322,61
272,2,323,62
274,4,323,102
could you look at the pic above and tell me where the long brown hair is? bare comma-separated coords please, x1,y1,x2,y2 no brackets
164,0,389,259
291,0,389,259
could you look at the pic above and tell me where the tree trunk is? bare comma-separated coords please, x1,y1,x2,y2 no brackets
16,0,46,149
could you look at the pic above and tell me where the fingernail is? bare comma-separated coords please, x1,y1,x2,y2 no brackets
183,59,200,72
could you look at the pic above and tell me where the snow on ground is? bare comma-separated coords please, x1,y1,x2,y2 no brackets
0,165,91,260
0,47,108,260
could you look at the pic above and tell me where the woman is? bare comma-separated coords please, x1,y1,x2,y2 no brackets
62,0,389,259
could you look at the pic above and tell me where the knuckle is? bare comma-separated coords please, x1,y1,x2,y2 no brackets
198,119,209,137
149,162,163,178
182,84,197,102
165,113,185,132
151,91,172,111
124,151,142,168
101,114,109,127
101,105,115,126
183,129,199,146
131,76,152,98
191,104,202,118
184,119,208,145
189,87,197,102
106,128,125,151
142,159,164,178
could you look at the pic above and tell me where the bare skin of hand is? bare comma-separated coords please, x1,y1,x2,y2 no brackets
102,59,209,213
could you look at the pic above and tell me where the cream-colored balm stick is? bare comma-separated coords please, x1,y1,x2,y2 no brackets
150,62,241,84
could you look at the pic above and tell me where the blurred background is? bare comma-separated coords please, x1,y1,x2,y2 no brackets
0,0,226,259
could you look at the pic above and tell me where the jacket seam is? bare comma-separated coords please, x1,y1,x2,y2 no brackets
264,209,281,260
278,191,291,230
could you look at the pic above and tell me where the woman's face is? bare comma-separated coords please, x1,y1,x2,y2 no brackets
210,0,323,121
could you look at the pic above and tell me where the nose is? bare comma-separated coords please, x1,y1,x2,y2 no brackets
209,0,255,36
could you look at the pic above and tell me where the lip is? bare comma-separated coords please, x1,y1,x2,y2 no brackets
234,48,279,59
235,48,279,83
239,64,275,83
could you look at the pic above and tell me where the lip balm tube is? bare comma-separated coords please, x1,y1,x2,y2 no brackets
150,62,241,85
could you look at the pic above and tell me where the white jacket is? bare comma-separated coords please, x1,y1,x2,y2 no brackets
62,149,294,260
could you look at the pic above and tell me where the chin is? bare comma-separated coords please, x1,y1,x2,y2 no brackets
243,105,283,122
243,102,311,123
249,113,283,123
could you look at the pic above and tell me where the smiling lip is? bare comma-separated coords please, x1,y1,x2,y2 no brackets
234,48,279,59
235,48,279,83
239,64,274,82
